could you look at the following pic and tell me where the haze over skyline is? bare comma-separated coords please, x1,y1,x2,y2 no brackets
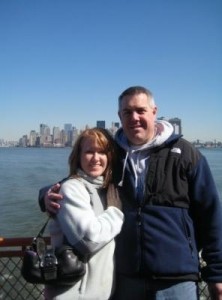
0,0,221,142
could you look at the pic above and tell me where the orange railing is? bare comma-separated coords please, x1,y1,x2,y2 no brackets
0,237,210,299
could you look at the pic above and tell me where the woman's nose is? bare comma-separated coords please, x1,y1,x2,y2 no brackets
92,152,99,160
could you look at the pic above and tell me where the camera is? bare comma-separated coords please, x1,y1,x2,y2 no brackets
42,250,58,281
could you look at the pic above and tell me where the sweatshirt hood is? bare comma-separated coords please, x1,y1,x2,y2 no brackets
115,119,174,152
115,120,175,188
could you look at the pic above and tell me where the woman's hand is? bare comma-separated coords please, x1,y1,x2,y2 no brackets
107,184,122,210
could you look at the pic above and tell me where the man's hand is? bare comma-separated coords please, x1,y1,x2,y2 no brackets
208,282,222,300
45,183,63,215
107,184,122,210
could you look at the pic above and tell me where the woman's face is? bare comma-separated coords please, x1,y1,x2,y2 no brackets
80,138,108,178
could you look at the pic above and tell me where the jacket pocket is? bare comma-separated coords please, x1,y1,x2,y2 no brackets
141,206,199,276
181,209,195,257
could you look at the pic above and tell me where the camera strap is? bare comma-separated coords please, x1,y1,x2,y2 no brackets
36,217,50,238
31,217,50,261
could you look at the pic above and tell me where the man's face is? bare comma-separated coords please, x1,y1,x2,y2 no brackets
118,93,157,145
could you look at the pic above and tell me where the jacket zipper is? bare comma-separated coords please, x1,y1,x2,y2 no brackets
137,205,142,226
137,204,143,273
182,210,194,257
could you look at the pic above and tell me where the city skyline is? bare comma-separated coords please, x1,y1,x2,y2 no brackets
1,1,222,142
1,117,221,147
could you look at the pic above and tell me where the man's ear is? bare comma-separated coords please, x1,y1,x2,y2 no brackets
118,111,122,121
153,106,157,116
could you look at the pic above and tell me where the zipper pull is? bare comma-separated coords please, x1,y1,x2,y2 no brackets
137,206,142,226
188,237,194,257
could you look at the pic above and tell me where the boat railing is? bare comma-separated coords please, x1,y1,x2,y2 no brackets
0,236,210,299
0,236,50,300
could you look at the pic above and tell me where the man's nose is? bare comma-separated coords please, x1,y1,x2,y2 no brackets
131,111,139,120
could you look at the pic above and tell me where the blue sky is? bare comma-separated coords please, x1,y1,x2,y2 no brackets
0,0,221,142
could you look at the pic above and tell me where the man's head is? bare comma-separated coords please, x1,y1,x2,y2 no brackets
118,86,157,145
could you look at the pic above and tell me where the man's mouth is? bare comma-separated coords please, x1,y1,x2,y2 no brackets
130,125,142,130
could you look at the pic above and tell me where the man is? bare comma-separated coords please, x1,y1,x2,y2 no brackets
40,86,222,299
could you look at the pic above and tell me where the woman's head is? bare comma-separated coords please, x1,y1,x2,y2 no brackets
69,128,116,187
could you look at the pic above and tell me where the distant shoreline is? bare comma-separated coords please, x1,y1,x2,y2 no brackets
0,145,222,149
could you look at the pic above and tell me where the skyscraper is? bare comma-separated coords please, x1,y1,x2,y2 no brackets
39,124,51,146
96,120,106,129
52,127,61,144
158,117,182,135
64,123,73,146
169,118,182,135
64,123,72,134
29,130,37,146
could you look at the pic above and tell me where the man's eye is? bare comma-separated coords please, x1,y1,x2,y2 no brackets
137,109,146,114
123,111,131,116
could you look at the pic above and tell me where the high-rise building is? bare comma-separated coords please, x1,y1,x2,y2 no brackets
110,122,120,136
52,127,61,145
64,124,72,134
169,118,182,135
113,122,120,129
60,129,66,146
158,117,182,135
29,130,37,146
40,124,48,135
39,124,51,146
96,120,106,129
19,135,28,147
64,124,73,146
71,127,78,146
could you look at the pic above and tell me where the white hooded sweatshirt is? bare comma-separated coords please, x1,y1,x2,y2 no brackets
115,120,174,199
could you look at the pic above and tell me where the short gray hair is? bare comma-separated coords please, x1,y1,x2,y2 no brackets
118,86,155,110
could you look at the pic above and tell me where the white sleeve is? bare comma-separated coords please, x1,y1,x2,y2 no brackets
56,179,124,254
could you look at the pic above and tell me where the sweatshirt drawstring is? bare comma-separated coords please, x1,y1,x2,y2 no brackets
118,151,129,187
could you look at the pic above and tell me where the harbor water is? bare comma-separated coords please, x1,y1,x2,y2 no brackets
0,147,222,238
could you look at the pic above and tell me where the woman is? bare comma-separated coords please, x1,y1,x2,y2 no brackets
45,128,124,300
